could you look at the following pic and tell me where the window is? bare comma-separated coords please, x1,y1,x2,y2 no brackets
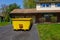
40,4,45,7
40,3,51,7
55,3,60,7
44,14,49,18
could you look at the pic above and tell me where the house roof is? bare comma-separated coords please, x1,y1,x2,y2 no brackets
36,0,60,3
0,14,4,17
10,9,60,14
10,9,37,13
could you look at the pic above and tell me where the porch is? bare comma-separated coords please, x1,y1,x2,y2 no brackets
10,9,60,23
10,12,60,23
35,13,60,23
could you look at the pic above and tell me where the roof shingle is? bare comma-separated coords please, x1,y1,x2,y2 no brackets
10,9,60,14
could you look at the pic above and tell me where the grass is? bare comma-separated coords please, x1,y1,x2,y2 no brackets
0,22,10,26
37,24,60,40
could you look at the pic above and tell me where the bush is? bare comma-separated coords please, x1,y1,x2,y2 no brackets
51,16,57,23
39,17,46,23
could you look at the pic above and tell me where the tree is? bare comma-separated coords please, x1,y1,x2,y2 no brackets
1,4,8,22
1,4,8,17
1,3,20,22
7,3,20,13
23,0,36,8
6,3,20,22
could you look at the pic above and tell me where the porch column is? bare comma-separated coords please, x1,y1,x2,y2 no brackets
35,13,42,23
56,13,60,22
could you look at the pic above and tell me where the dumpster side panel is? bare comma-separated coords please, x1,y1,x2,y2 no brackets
21,21,30,30
12,21,31,30
12,21,20,30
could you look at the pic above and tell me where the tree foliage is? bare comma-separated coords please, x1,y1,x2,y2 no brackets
1,3,20,22
23,0,36,8
7,3,20,13
1,4,8,16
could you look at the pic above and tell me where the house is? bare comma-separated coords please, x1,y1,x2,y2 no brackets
10,0,60,23
0,14,4,22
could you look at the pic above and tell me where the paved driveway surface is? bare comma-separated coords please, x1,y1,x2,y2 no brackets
0,24,39,40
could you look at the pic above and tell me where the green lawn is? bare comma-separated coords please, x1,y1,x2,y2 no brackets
37,24,60,40
0,22,10,26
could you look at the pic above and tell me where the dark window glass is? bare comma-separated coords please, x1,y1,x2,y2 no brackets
40,4,45,7
45,4,51,7
40,3,51,7
55,3,60,7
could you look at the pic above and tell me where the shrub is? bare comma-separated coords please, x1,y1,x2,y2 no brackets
39,17,46,23
51,16,57,23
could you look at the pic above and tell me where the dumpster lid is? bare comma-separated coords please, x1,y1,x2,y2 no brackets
12,18,32,21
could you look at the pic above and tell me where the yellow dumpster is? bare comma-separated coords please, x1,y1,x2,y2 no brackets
11,18,33,31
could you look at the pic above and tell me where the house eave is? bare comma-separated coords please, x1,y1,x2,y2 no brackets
10,9,60,14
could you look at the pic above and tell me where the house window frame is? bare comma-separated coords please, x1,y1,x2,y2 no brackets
55,3,60,7
40,3,51,8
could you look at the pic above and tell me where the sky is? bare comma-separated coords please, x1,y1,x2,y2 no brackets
0,0,23,8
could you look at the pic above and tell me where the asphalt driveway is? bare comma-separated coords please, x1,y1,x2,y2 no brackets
0,24,39,40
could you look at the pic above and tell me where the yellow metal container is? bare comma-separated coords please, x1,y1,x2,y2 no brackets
11,18,32,31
